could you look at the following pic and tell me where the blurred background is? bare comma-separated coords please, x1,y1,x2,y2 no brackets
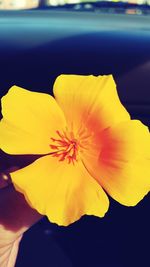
0,0,150,9
0,0,150,266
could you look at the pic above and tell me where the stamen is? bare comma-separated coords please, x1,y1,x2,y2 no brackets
49,131,79,164
49,127,93,164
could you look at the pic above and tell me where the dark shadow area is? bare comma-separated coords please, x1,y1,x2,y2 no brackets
16,194,150,267
0,185,42,232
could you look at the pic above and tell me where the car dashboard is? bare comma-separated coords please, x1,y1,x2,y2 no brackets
0,10,150,124
0,9,150,267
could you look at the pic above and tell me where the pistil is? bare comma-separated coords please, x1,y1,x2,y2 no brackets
49,131,79,164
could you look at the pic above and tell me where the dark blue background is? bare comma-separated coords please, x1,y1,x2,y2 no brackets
0,10,150,267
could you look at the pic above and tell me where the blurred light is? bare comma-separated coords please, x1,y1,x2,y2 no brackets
48,0,80,5
48,0,150,6
48,0,66,5
48,0,58,5
0,0,39,9
0,0,149,10
12,0,26,7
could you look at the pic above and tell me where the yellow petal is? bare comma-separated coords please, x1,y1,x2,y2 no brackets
82,120,150,206
0,86,66,154
54,74,130,135
10,156,109,226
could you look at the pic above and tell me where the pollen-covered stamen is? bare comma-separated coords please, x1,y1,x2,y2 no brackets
49,131,79,164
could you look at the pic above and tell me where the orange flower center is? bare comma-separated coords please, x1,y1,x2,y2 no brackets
49,130,79,164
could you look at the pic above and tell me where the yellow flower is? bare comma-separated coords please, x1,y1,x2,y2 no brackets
0,75,150,226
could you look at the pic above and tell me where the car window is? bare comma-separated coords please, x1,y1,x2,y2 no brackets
0,0,150,11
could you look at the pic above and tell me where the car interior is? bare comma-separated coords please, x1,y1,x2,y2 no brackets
0,2,150,266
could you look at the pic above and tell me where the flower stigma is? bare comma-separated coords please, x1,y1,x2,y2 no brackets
49,130,80,164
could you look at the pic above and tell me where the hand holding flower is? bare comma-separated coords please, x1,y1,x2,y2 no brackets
0,169,42,267
0,74,150,227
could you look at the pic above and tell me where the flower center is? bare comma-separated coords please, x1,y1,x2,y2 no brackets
49,131,79,164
